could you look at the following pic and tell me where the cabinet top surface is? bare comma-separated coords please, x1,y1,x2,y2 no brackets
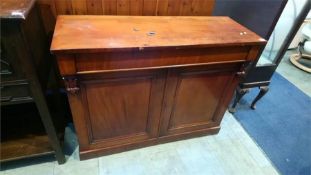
0,0,34,19
51,16,266,54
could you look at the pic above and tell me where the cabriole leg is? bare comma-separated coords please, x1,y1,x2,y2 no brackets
250,86,269,110
229,86,249,113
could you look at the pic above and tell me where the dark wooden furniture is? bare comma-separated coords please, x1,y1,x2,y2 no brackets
0,0,65,164
226,0,310,112
51,16,265,160
213,0,289,112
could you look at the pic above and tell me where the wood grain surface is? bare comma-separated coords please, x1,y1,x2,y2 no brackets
37,0,215,16
51,16,265,53
52,15,265,159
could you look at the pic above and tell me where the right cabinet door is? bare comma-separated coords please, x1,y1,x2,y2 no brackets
159,64,240,137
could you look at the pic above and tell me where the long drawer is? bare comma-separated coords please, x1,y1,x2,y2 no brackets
0,80,33,105
74,46,250,74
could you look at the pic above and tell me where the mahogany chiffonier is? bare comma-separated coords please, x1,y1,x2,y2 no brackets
51,16,265,160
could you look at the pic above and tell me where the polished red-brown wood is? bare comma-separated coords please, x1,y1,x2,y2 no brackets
80,70,165,146
50,16,265,53
159,64,239,136
75,46,250,74
51,16,265,159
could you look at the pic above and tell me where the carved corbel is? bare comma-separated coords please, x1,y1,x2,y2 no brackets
63,77,79,94
236,61,253,79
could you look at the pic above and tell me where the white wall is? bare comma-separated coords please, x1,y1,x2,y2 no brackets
265,0,310,52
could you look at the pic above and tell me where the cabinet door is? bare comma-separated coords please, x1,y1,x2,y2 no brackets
68,70,166,151
159,64,240,137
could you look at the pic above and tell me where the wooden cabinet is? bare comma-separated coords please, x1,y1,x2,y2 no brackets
51,16,265,159
0,0,65,163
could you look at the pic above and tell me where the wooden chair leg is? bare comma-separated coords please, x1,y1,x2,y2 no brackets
228,86,249,113
250,86,269,110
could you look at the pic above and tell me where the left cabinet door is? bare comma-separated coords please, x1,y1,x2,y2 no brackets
66,69,166,156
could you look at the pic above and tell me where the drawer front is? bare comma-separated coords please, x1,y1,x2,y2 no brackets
0,81,33,104
1,40,26,81
75,46,250,74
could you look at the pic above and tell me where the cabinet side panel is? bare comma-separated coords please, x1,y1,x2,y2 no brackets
67,93,91,148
